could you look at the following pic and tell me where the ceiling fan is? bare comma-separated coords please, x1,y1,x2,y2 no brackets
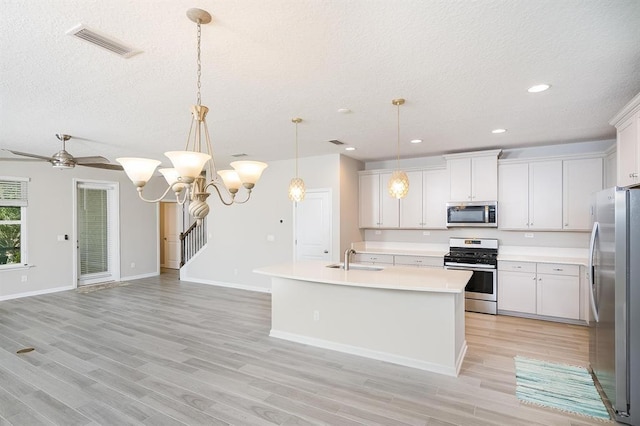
2,134,123,170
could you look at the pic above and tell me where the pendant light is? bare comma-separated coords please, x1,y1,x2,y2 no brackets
388,98,409,199
288,117,305,202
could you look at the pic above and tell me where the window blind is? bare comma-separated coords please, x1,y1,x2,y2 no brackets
77,186,110,275
0,177,29,207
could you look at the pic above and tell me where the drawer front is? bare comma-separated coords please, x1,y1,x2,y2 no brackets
394,255,443,268
536,263,579,276
498,261,536,273
353,253,394,264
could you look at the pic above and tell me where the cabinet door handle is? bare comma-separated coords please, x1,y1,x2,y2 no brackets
538,278,542,281
532,277,536,280
514,266,522,269
553,268,563,271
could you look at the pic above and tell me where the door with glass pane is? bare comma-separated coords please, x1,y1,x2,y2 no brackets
76,181,120,286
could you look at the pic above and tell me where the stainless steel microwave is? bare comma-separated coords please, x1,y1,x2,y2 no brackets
446,201,497,227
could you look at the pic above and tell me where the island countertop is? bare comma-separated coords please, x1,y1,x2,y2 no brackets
254,260,471,293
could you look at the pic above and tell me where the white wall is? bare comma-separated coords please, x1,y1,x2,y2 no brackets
181,154,362,292
0,162,161,300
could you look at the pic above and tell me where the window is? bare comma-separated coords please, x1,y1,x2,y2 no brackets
0,177,28,268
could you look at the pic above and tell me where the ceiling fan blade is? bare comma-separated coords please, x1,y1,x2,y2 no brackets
79,163,124,171
75,156,109,164
0,157,44,162
2,149,52,161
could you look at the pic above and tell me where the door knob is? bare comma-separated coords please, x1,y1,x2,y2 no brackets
323,250,329,254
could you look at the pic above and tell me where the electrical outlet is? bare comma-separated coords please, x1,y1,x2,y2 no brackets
375,230,382,235
233,268,238,276
130,262,136,268
313,310,320,321
21,275,27,282
524,233,534,238
422,231,430,236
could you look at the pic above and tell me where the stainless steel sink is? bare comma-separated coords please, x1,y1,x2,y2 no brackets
325,263,384,271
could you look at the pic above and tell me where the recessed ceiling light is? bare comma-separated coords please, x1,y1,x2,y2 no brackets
345,147,356,151
491,128,507,134
410,139,423,144
528,84,551,93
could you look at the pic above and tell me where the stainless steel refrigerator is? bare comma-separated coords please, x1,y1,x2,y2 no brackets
589,187,640,425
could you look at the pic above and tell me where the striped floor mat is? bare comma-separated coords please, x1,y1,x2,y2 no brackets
514,356,610,421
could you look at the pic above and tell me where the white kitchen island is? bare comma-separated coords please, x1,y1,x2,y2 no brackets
254,261,472,377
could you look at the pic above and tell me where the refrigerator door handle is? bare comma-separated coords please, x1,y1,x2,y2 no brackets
588,221,599,323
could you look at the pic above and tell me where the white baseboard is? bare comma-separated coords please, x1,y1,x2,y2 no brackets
455,341,468,376
180,276,271,294
0,285,75,302
270,329,460,377
120,271,160,281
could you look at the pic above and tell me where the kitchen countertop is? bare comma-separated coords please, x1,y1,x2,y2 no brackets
497,246,589,266
254,260,471,293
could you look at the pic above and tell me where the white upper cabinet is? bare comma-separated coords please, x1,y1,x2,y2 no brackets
399,168,448,229
610,92,640,188
359,172,399,228
448,158,473,201
498,160,563,230
529,160,563,230
423,169,449,228
445,150,501,202
616,113,639,187
399,170,423,228
498,163,529,229
563,158,603,230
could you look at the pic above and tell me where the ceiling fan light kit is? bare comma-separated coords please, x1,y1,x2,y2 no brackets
116,8,268,225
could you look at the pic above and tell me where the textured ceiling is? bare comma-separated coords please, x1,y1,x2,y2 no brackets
1,1,640,168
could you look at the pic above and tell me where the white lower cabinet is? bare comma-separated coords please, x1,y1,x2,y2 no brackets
354,253,443,268
393,255,443,268
498,260,580,321
353,253,394,265
536,263,580,319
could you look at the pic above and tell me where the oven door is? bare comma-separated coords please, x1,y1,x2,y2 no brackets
445,264,496,302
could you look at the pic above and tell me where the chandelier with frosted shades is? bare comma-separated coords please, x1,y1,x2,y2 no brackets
117,8,268,225
388,98,409,199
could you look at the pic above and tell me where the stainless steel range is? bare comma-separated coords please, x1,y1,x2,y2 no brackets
444,238,498,315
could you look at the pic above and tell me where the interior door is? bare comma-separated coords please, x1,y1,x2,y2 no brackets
295,189,331,261
76,181,120,286
161,202,181,269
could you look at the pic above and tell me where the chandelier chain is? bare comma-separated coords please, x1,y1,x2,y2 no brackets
196,21,202,106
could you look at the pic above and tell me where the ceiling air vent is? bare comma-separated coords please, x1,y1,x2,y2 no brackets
328,140,344,145
66,24,141,58
231,153,248,157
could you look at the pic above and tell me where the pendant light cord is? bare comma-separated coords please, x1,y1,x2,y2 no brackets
396,103,400,169
295,121,299,177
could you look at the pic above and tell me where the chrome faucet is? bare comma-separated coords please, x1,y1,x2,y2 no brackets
344,248,356,270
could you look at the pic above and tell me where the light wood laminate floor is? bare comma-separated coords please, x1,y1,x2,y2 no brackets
0,271,611,425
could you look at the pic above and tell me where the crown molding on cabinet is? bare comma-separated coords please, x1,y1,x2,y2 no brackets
498,151,606,165
610,91,640,127
442,149,502,160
